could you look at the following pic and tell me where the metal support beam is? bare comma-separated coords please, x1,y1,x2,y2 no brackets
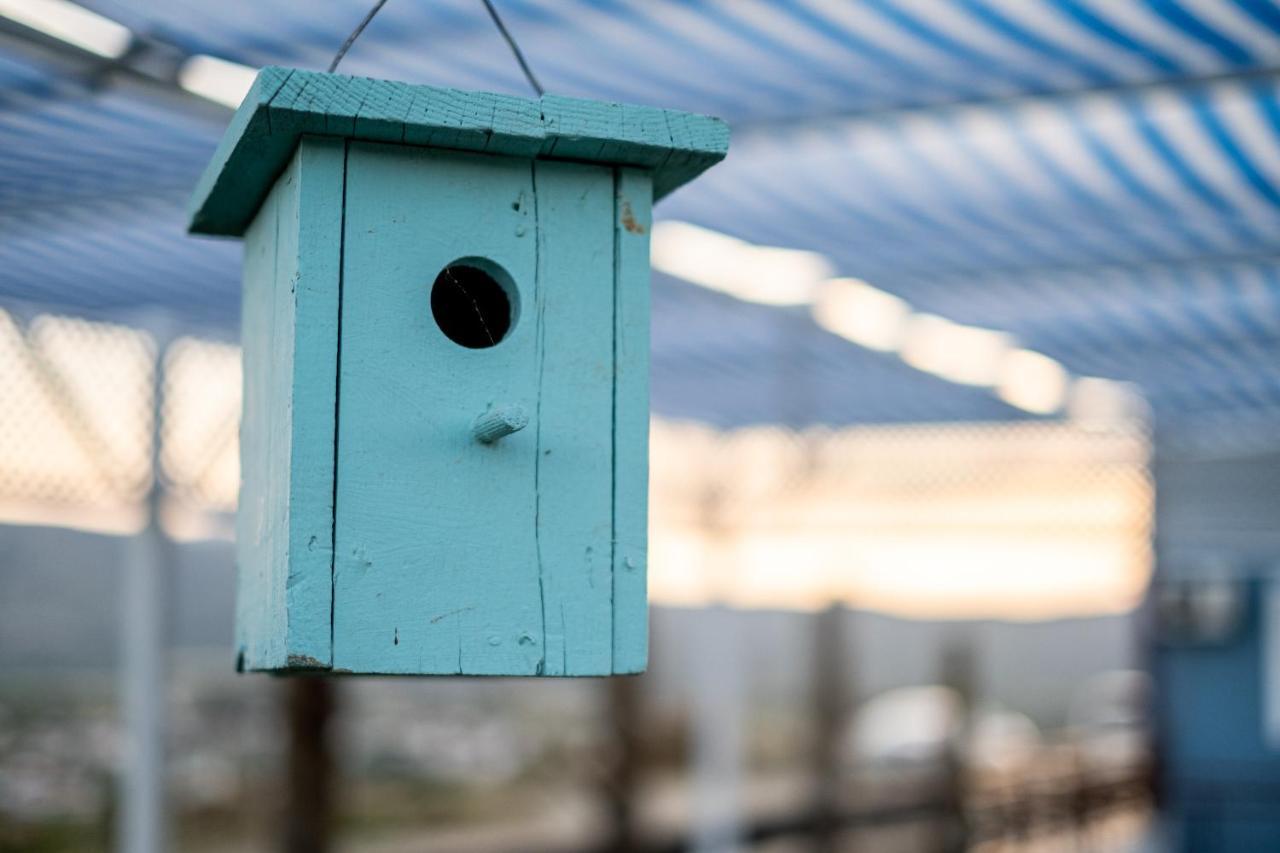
0,13,230,123
689,605,744,853
117,329,171,853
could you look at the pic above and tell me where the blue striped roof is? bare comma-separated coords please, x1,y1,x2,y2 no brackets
4,0,1280,440
651,272,1026,428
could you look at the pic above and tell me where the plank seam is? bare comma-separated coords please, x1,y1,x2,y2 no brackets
270,165,283,666
261,69,295,137
609,167,621,675
328,139,350,668
531,158,547,676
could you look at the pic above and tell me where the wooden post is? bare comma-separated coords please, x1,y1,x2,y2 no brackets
937,634,975,853
282,678,337,853
603,672,643,852
810,603,851,852
690,605,744,853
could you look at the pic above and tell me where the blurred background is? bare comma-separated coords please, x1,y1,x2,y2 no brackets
3,1,1280,851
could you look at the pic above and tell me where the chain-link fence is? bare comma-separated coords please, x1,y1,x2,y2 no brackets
650,418,1152,619
0,311,241,538
0,307,1156,852
0,308,1152,623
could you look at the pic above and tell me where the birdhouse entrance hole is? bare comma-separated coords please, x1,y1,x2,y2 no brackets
430,261,516,349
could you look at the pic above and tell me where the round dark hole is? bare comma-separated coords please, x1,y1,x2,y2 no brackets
430,263,513,349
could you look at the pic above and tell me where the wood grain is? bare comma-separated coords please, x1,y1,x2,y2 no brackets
530,159,616,675
235,137,343,672
332,143,544,675
192,72,728,676
611,168,653,674
188,67,728,237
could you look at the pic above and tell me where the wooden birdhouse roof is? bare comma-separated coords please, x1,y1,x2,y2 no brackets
188,66,729,236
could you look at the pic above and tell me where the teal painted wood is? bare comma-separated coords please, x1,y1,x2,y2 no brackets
653,110,732,200
188,67,728,237
332,143,545,675
402,86,543,158
190,66,295,238
530,159,616,675
235,174,280,669
189,70,728,676
330,145,633,676
235,137,343,671
611,168,653,674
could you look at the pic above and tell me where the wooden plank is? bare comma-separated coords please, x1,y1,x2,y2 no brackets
531,160,617,676
611,168,653,674
280,137,344,668
654,109,731,200
186,66,293,235
402,86,500,152
235,176,284,670
188,67,728,237
487,92,546,157
539,95,616,162
234,138,343,671
352,77,417,143
322,74,374,138
332,143,543,675
401,87,543,156
539,96,670,167
267,70,329,139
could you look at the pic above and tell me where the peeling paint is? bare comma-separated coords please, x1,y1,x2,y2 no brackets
619,199,646,234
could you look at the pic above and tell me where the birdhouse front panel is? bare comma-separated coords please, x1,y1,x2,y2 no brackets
188,67,727,676
334,143,623,675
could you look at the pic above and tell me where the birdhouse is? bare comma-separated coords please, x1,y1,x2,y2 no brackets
188,67,728,676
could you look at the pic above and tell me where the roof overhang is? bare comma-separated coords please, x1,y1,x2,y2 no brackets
188,66,729,236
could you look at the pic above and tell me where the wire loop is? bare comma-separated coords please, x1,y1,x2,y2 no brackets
329,0,545,97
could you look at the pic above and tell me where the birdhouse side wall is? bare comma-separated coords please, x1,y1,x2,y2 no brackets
235,137,344,672
612,167,652,674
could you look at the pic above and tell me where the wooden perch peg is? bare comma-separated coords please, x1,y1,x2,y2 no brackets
473,404,529,443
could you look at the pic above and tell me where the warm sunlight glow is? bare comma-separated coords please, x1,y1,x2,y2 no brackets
650,221,834,305
998,348,1069,414
0,312,152,534
1070,377,1149,426
648,226,1091,414
812,277,911,352
0,0,131,58
178,55,257,109
649,419,1153,620
0,310,1151,623
901,314,1012,386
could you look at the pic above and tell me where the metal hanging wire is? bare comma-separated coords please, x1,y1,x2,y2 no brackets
329,0,544,96
478,0,544,96
328,0,390,73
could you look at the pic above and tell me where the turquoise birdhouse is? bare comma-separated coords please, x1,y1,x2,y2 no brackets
187,68,728,676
